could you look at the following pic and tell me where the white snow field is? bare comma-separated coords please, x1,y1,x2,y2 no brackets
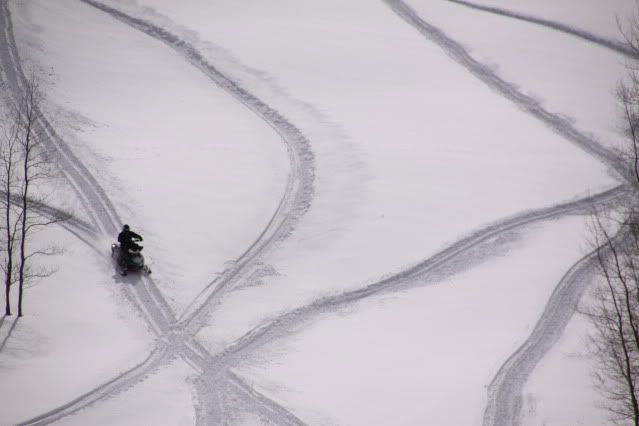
10,0,290,313
0,0,633,425
0,226,153,425
406,0,631,153
55,358,198,426
233,216,601,426
520,311,610,426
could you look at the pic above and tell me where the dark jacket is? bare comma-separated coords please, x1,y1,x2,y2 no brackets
118,229,142,251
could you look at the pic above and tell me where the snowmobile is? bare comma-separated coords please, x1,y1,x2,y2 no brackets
111,238,151,276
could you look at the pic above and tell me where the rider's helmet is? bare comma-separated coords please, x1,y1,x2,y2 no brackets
123,224,130,231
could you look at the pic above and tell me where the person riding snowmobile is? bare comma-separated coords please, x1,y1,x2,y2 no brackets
117,224,143,274
118,224,143,252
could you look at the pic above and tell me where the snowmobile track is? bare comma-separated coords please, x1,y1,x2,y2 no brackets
211,186,628,369
16,346,171,426
12,178,626,425
383,0,625,180
482,228,627,426
78,0,315,336
3,0,629,424
0,0,120,236
226,371,309,426
381,1,631,424
5,0,315,424
0,0,175,340
443,0,638,58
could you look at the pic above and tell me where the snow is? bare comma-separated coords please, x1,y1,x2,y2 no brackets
233,216,595,425
0,226,153,425
119,0,617,355
56,358,197,426
0,0,632,424
520,312,609,426
10,0,289,313
405,0,630,153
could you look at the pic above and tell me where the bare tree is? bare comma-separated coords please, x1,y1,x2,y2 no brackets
616,2,639,187
584,212,639,425
12,76,65,317
618,2,639,58
617,80,639,186
0,102,21,316
0,74,66,317
581,9,639,422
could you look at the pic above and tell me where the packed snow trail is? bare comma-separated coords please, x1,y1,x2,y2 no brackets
210,186,628,370
482,228,627,426
76,0,315,334
381,2,632,424
77,0,317,420
0,198,168,426
3,0,630,423
14,176,624,422
0,0,177,340
4,0,315,423
225,371,308,426
15,348,171,426
384,0,625,181
443,0,637,58
0,0,120,236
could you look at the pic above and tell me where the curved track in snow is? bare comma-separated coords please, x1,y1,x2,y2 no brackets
380,1,631,424
384,0,626,181
16,347,172,426
76,0,316,335
3,0,631,424
213,186,628,369
481,232,622,426
3,0,315,423
0,0,119,236
444,0,637,58
225,371,308,426
0,0,176,339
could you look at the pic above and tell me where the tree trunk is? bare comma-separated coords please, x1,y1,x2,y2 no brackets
4,279,10,316
17,169,27,318
17,127,30,318
3,143,14,317
4,190,12,317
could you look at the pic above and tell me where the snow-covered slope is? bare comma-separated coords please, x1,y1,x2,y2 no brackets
10,0,290,313
0,0,630,424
